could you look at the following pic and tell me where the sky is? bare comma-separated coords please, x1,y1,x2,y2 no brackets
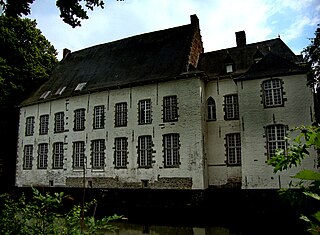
26,0,320,61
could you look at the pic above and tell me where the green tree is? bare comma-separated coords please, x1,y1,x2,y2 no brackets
0,15,58,107
267,125,320,234
0,16,58,191
0,0,124,28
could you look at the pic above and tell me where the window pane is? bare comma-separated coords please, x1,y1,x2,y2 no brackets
25,117,34,136
93,106,105,129
23,145,33,169
55,112,64,133
266,125,286,159
53,142,64,169
225,95,239,120
163,96,178,122
92,139,105,169
74,109,85,131
39,115,49,135
73,142,85,168
263,79,283,107
38,143,48,169
163,134,179,167
115,103,127,127
139,100,152,124
138,136,152,167
226,133,241,165
114,138,128,167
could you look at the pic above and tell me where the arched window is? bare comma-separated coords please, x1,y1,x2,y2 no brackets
207,97,216,121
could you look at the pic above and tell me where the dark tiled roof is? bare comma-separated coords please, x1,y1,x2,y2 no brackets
21,16,202,107
198,38,304,79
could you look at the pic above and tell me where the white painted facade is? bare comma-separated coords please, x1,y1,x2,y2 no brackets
16,77,208,189
16,71,317,190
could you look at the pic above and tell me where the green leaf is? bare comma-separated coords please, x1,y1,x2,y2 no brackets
292,170,320,181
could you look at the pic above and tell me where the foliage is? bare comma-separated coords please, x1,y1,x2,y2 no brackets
0,15,58,107
0,0,124,28
267,125,320,234
0,187,123,235
302,24,320,91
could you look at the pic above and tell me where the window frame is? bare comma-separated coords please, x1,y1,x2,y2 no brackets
53,142,64,169
163,96,178,122
163,133,180,167
73,141,85,169
114,137,128,168
226,133,241,166
115,102,128,127
138,99,152,125
93,105,105,129
91,139,105,169
262,79,284,108
266,124,287,159
37,143,48,169
224,94,239,120
39,114,49,135
138,135,153,168
23,145,33,170
25,116,35,136
74,108,85,131
54,112,65,133
207,97,216,121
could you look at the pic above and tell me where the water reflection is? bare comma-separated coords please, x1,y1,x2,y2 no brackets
104,222,241,235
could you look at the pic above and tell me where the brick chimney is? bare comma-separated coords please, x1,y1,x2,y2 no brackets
190,14,199,28
63,48,71,59
235,31,246,47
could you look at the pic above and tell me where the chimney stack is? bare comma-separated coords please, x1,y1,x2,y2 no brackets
190,14,199,28
235,31,246,47
63,48,71,59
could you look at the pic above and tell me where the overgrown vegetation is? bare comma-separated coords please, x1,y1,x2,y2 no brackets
0,187,123,235
267,125,320,234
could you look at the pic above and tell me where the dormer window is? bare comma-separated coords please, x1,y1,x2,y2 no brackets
226,64,233,73
55,86,66,95
39,91,51,99
253,49,264,63
74,82,87,92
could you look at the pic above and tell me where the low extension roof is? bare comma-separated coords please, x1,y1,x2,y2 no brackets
20,15,201,107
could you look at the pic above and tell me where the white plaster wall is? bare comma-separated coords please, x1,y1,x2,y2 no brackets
205,78,241,186
16,77,207,189
238,74,317,189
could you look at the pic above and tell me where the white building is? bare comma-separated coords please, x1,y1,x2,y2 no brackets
15,15,318,190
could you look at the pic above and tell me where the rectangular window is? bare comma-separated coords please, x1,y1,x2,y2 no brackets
93,105,105,129
163,96,178,122
92,139,105,169
266,125,286,159
74,109,85,131
39,114,49,135
138,99,152,124
226,133,241,165
54,112,64,133
163,134,180,167
23,145,33,169
25,116,35,136
114,137,128,168
138,136,152,168
53,142,64,169
263,79,283,107
224,94,239,120
73,141,85,169
37,143,48,169
115,102,127,127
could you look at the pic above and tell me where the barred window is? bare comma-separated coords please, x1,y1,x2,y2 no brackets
54,112,64,133
92,139,105,169
74,109,85,131
262,79,283,107
114,138,128,168
25,116,35,136
73,141,85,169
37,143,48,169
226,133,241,165
163,96,178,122
266,125,287,159
23,145,33,169
115,103,127,127
163,134,180,167
39,115,49,135
224,94,239,120
53,142,64,169
93,106,105,129
207,97,216,121
138,136,152,168
138,99,152,124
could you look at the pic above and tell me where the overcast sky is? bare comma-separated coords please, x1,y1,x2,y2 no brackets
27,0,319,60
